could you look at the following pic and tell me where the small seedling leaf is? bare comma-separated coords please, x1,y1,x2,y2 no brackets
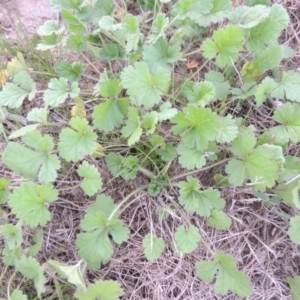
143,233,166,261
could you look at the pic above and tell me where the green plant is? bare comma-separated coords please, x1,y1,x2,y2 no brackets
1,0,300,299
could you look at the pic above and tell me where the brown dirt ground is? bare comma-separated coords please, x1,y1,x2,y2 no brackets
0,0,56,39
1,1,300,300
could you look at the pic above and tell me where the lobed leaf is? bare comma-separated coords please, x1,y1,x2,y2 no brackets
121,61,171,108
75,280,124,300
58,117,98,162
77,161,103,196
9,182,58,227
201,25,244,67
44,77,80,106
16,256,46,297
0,72,36,108
196,251,253,296
174,225,201,254
143,233,166,261
178,176,225,216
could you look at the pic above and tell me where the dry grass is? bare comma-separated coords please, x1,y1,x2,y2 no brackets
1,1,300,299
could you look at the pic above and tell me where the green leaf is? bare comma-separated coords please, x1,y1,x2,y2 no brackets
246,19,279,52
47,260,86,292
255,77,276,106
85,194,118,217
273,180,300,208
157,102,178,121
37,20,64,36
99,79,123,98
142,112,158,135
196,251,253,296
67,34,86,52
121,61,171,108
9,182,58,227
246,0,270,6
0,223,23,249
8,124,39,140
3,246,22,266
0,72,36,108
254,45,283,73
0,178,10,204
171,106,219,150
61,9,86,34
187,0,232,27
226,144,280,191
174,225,201,254
29,229,43,256
75,280,124,300
215,115,238,144
201,25,244,67
270,4,290,31
172,0,210,20
93,98,129,133
10,290,28,300
178,176,225,216
36,33,63,50
16,256,46,297
207,210,232,230
148,175,167,196
121,107,142,146
77,161,103,196
56,61,83,82
157,143,177,162
27,108,45,123
78,219,128,267
177,144,206,170
143,38,181,72
273,71,300,102
76,229,113,269
270,103,300,144
147,13,169,44
183,81,215,106
77,195,129,269
44,77,80,106
51,0,84,11
3,131,61,183
204,71,230,101
98,15,122,31
279,156,300,182
108,219,130,244
58,117,98,162
100,43,126,60
142,233,165,261
105,153,139,180
214,174,230,187
285,276,300,300
123,14,140,53
288,215,300,245
230,5,270,28
105,153,124,178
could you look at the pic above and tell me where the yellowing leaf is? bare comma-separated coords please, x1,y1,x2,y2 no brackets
6,52,28,77
70,104,86,117
241,62,260,79
0,70,9,88
92,144,105,158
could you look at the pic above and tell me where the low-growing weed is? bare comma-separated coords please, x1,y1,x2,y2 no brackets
1,0,300,299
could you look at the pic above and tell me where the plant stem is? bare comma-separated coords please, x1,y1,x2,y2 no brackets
170,158,230,182
7,270,16,300
108,184,148,221
139,167,154,178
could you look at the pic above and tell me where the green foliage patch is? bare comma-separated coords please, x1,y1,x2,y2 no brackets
0,0,300,299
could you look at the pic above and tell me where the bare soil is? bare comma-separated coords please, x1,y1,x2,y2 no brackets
1,1,300,300
0,0,56,39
